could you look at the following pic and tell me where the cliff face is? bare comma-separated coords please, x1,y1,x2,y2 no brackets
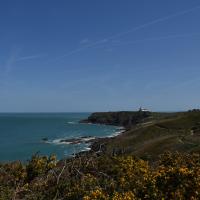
88,110,200,160
81,111,151,128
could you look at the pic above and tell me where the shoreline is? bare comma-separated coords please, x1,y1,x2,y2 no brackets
49,110,153,157
75,123,127,156
3,110,199,162
41,123,127,158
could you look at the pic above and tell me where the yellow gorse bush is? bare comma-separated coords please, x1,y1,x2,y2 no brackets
112,191,135,200
1,152,200,199
83,188,109,200
83,189,135,200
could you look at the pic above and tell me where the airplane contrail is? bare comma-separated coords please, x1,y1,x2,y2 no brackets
52,5,200,61
109,33,200,46
16,54,45,61
104,5,200,41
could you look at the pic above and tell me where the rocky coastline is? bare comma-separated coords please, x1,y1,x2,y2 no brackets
79,111,150,154
42,111,134,155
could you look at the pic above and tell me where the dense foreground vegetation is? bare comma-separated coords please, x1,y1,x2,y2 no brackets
1,152,200,200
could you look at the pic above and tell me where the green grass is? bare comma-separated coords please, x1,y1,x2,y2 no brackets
99,110,200,160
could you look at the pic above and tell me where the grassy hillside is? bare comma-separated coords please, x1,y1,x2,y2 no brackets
91,110,200,160
81,111,178,128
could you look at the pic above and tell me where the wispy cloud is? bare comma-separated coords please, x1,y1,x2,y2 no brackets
48,39,108,62
104,5,200,41
0,50,46,88
3,48,20,75
0,49,19,88
109,33,200,47
80,38,90,45
52,5,200,61
16,54,45,61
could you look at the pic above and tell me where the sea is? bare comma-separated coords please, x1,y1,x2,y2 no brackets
0,113,122,162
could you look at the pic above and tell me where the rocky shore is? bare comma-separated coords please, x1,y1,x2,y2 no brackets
79,111,149,154
42,136,97,145
42,110,200,159
42,111,131,155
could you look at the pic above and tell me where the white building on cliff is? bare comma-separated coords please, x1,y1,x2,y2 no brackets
139,107,149,112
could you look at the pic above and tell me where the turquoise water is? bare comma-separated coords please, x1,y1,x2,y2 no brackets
0,113,119,162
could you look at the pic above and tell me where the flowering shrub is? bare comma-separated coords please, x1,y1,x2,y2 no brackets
0,152,200,199
83,188,109,200
26,153,57,182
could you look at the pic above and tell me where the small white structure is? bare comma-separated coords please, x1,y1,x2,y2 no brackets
139,107,149,112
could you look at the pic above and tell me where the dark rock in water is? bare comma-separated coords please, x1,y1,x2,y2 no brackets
60,138,82,144
59,136,96,144
42,137,48,141
80,136,92,139
41,136,96,145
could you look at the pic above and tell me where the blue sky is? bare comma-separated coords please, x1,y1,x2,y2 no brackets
0,0,200,112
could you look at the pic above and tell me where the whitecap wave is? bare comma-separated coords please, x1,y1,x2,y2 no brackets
81,146,91,151
81,137,96,142
67,121,77,124
43,136,96,146
116,126,125,130
52,139,72,145
107,129,125,138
